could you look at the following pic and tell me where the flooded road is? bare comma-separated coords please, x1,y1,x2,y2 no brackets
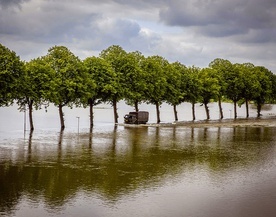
0,102,276,217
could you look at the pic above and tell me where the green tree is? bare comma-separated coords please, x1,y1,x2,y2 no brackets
183,66,201,121
252,66,272,117
198,68,220,120
82,56,116,128
209,58,231,119
0,43,23,107
236,63,261,118
268,72,276,103
165,62,186,121
123,51,147,112
224,63,244,119
43,46,85,130
16,58,53,131
100,45,127,124
141,55,168,123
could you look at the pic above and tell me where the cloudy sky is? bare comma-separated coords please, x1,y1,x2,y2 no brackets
1,0,275,71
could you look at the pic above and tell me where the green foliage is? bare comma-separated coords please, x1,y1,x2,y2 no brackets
0,43,23,106
141,55,168,105
268,73,276,103
82,56,115,106
209,58,229,97
123,51,147,110
254,66,273,101
198,67,220,119
1,43,276,126
236,63,260,102
43,46,84,107
99,45,129,123
224,63,244,103
165,61,186,106
140,55,169,123
99,45,127,103
17,58,52,111
252,66,272,106
183,66,201,104
198,68,220,104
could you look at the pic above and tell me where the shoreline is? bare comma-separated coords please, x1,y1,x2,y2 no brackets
119,116,276,128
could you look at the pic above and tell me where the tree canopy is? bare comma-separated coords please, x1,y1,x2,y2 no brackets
82,56,115,128
43,45,85,130
1,43,276,129
17,58,53,130
141,55,169,123
99,45,127,123
0,44,23,107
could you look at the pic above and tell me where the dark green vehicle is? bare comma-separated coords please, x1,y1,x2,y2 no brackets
124,111,149,124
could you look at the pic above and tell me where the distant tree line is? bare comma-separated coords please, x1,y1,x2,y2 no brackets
1,43,276,131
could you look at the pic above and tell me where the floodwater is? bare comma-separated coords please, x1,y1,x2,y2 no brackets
1,102,276,217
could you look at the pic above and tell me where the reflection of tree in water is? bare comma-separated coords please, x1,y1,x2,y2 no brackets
0,165,23,215
0,126,275,213
27,131,33,163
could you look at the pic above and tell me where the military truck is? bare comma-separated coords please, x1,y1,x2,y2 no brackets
124,111,149,124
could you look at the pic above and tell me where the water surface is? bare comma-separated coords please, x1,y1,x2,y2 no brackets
1,103,276,217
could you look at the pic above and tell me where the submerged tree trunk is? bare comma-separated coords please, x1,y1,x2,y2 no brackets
218,97,223,119
89,127,93,148
192,102,196,121
173,104,178,122
134,100,139,112
89,99,94,128
233,100,237,119
204,102,210,120
245,99,249,118
58,129,64,146
28,100,34,131
155,101,161,124
112,98,118,124
257,102,262,118
58,104,65,130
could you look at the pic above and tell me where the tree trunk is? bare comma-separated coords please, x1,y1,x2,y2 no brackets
112,125,118,150
28,100,34,131
192,102,196,121
257,102,262,118
59,104,65,130
155,101,161,123
134,100,139,112
89,99,94,128
234,100,237,119
245,99,249,118
58,129,64,145
173,104,178,122
89,127,93,148
112,98,118,124
218,97,223,119
27,130,33,162
204,102,210,120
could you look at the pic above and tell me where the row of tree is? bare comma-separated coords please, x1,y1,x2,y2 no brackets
1,43,276,131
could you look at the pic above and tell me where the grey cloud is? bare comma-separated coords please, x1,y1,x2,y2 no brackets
159,0,276,40
0,0,30,8
0,0,144,53
0,1,147,53
236,28,276,44
113,0,165,9
0,6,93,43
87,18,142,50
196,24,248,38
1,0,275,72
